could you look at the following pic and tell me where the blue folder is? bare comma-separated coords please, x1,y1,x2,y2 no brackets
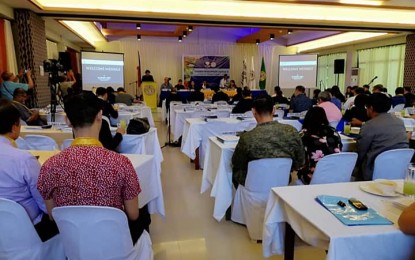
316,195,393,226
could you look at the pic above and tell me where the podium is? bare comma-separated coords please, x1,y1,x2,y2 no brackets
141,81,157,111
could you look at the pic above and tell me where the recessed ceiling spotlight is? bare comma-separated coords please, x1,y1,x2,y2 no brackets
270,34,275,40
137,35,141,41
183,31,187,38
288,29,293,34
178,36,183,42
136,23,141,30
256,39,260,45
188,25,193,32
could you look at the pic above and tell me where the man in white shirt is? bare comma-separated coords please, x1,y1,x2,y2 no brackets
343,87,364,110
219,74,229,89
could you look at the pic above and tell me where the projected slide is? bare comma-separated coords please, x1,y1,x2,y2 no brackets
81,51,124,91
278,55,317,89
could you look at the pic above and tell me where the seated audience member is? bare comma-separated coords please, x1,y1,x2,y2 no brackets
372,84,384,94
398,202,415,235
311,89,321,105
1,70,34,100
290,85,312,113
99,117,124,152
331,85,346,103
363,84,371,95
345,86,353,99
106,87,116,105
297,107,342,184
0,100,58,241
175,79,185,90
96,87,118,120
58,70,76,98
356,93,409,181
212,89,230,104
327,88,342,110
392,87,406,108
141,70,154,82
188,80,196,91
232,87,253,114
232,95,304,187
12,88,46,126
37,92,149,244
187,85,205,103
343,94,369,126
382,87,392,98
115,87,135,106
231,87,243,104
404,87,415,108
273,86,289,105
343,87,364,110
317,91,342,124
229,80,237,89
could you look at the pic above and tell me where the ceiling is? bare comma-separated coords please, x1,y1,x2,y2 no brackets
1,0,413,49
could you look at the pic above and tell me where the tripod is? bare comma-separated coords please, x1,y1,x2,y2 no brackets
161,99,180,148
48,72,59,122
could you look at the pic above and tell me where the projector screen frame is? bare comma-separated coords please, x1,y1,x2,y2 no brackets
80,51,125,91
278,54,318,90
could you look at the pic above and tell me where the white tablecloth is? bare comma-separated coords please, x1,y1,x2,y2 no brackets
29,151,165,217
262,181,415,259
118,105,155,127
202,135,357,222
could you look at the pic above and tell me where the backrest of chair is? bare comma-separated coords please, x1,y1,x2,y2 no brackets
61,139,74,150
102,116,111,126
117,134,146,154
23,135,59,151
393,104,405,112
329,121,339,128
0,198,41,252
245,158,292,192
52,206,133,260
274,110,285,118
373,148,415,180
310,152,358,184
16,136,29,150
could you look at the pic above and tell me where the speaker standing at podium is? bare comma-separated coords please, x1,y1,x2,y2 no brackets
141,70,154,82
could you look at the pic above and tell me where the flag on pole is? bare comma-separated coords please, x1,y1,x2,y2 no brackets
136,51,142,98
241,59,247,88
259,57,266,90
249,56,255,89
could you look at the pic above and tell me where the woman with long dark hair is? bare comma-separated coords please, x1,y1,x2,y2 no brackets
297,106,342,184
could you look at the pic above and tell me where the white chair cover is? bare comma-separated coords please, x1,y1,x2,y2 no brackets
274,109,285,118
23,135,59,151
20,119,27,126
52,206,153,260
329,120,339,128
61,139,74,150
0,198,65,260
243,111,253,118
373,148,415,180
306,152,358,185
231,158,292,240
16,136,29,149
392,103,405,112
215,101,228,105
117,134,147,154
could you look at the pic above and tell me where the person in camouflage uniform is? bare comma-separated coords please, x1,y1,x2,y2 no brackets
232,94,305,187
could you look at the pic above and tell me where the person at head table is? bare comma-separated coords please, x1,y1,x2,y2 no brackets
37,92,148,245
141,70,154,82
175,79,185,90
0,100,59,242
12,88,46,126
231,94,305,188
399,202,415,235
160,77,173,90
219,74,230,89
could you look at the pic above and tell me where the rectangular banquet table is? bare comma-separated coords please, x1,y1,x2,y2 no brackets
202,135,357,222
29,150,165,217
263,181,415,260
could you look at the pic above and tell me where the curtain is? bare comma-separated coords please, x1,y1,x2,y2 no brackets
317,52,347,91
46,40,58,60
358,44,405,94
4,20,17,74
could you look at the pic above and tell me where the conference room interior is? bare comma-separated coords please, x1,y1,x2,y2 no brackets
1,0,415,259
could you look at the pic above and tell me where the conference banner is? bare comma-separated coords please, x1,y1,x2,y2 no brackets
183,55,230,89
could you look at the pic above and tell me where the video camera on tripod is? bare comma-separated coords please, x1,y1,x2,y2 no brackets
43,59,66,122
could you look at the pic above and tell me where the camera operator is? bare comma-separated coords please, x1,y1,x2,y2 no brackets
58,70,76,98
0,69,34,100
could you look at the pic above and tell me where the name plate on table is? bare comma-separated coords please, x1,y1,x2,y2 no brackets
316,195,393,226
216,135,240,144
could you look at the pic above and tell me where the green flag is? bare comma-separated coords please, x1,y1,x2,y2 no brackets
259,57,266,90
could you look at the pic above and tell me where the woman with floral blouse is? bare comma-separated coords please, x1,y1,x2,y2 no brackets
297,106,343,184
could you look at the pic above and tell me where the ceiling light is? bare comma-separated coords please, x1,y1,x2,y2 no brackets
178,36,182,42
137,35,141,41
136,23,141,30
293,32,388,53
270,34,275,40
188,26,193,32
340,0,384,6
256,39,260,45
288,30,293,34
183,31,187,38
60,20,106,47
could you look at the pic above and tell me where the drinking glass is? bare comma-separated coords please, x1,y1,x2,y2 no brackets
404,163,415,198
119,119,127,130
344,122,351,135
